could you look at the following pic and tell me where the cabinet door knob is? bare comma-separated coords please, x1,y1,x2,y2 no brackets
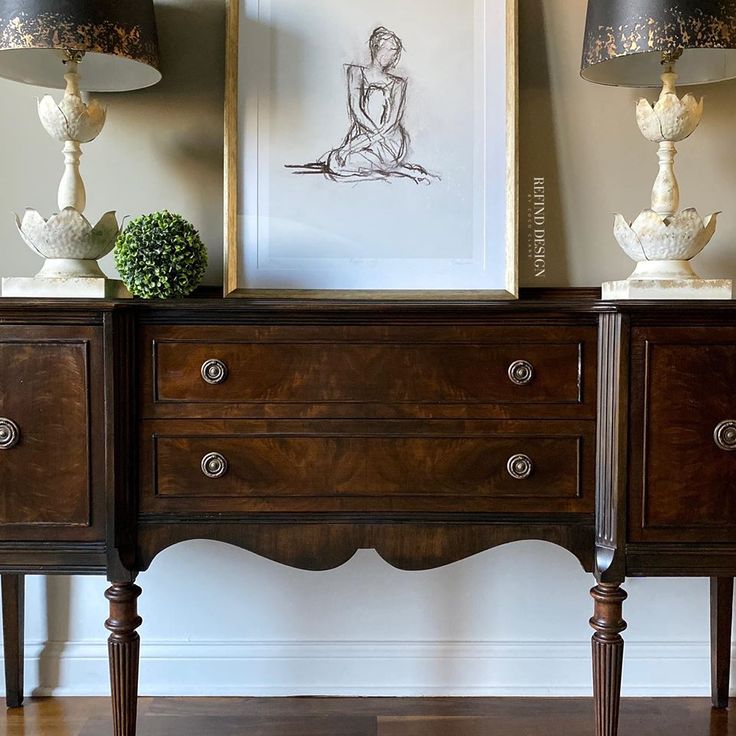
507,454,534,480
714,420,736,451
508,360,534,386
0,418,20,450
201,359,229,385
201,452,229,479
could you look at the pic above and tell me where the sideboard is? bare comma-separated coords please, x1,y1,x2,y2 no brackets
1,289,736,736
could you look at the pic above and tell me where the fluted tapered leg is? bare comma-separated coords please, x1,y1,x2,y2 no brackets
106,583,142,736
710,577,734,709
2,575,24,708
591,583,627,736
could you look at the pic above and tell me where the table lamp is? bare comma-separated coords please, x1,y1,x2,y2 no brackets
581,0,736,300
0,0,161,298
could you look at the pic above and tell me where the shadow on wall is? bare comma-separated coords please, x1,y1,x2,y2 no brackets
147,3,225,179
33,576,71,697
684,74,736,279
518,0,569,287
97,1,226,282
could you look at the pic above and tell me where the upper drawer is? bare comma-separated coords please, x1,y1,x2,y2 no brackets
140,324,597,420
629,327,736,543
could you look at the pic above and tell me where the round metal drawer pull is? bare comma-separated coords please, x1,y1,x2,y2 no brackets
201,359,229,385
507,454,534,480
508,360,534,386
714,420,736,452
0,418,20,450
201,452,229,479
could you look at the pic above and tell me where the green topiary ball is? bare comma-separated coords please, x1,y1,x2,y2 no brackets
114,211,208,299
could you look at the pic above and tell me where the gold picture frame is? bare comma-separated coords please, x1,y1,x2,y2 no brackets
224,0,518,298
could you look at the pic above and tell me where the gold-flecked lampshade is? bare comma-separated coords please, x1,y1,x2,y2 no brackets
581,0,736,87
0,0,161,91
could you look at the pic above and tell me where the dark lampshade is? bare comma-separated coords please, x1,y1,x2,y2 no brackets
581,0,736,87
0,0,161,91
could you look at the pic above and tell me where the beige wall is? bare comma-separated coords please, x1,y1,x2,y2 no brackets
2,0,736,288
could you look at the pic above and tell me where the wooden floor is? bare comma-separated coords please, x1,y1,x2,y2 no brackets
3,697,736,735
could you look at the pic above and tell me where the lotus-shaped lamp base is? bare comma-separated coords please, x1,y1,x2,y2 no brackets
613,208,718,271
15,207,119,280
606,208,732,300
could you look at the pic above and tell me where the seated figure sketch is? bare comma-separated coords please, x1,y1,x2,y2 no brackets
287,27,439,184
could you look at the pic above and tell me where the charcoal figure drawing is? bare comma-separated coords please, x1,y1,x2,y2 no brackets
287,27,439,184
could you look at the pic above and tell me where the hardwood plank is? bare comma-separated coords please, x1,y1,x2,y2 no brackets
1,698,152,736
79,715,376,736
369,705,736,736
378,716,495,736
143,696,596,718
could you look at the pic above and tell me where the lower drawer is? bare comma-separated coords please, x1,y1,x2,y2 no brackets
139,420,595,515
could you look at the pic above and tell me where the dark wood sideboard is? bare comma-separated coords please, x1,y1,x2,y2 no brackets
1,289,736,736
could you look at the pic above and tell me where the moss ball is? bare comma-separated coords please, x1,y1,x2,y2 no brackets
114,211,208,299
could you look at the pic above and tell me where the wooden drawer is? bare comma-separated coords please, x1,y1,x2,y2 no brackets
630,328,736,543
139,420,595,515
140,324,597,420
0,326,104,542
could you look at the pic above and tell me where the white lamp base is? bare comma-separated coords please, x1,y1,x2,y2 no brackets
2,276,131,299
603,278,733,300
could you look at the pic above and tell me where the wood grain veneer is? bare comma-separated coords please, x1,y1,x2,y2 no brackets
629,327,736,543
0,326,105,542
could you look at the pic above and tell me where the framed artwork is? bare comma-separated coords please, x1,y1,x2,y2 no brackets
224,0,518,298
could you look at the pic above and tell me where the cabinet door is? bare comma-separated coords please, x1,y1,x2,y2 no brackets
0,326,104,542
629,327,736,543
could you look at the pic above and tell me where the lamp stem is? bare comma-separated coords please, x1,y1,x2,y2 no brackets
57,60,86,212
59,140,85,212
650,70,680,218
652,141,679,217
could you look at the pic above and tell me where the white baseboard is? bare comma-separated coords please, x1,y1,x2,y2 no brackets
1,640,719,697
